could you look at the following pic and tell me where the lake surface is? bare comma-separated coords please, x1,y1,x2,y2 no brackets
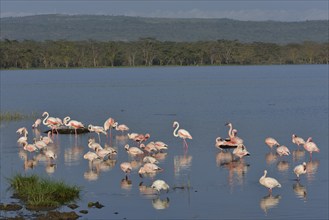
1,65,328,219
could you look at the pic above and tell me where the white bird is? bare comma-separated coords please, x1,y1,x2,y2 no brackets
16,127,28,135
265,137,280,149
292,134,305,147
151,180,170,193
259,170,281,194
294,162,307,180
173,121,192,149
63,116,85,135
233,144,250,159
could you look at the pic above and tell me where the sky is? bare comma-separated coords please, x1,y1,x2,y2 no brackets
1,0,328,21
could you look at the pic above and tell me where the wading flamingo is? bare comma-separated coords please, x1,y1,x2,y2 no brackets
88,124,107,143
104,117,116,138
276,145,291,157
42,112,61,134
303,137,320,160
32,119,42,129
292,134,305,147
294,162,307,181
151,180,170,193
63,116,85,136
173,121,192,149
259,170,281,195
115,123,130,133
265,137,280,149
120,162,132,180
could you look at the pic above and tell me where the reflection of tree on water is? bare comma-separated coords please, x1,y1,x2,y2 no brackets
260,194,281,215
293,182,307,201
216,151,250,188
174,154,192,176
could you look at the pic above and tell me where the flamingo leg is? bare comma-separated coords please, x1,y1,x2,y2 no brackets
98,134,101,144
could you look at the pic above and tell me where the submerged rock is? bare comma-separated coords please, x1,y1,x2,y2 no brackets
36,211,80,220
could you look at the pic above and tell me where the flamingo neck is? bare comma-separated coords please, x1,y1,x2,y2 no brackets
228,124,233,138
173,122,179,137
64,117,70,126
42,112,49,125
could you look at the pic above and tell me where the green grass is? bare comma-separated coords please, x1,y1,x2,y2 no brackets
0,111,38,121
8,174,80,208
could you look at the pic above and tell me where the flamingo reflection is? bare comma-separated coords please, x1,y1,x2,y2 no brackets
293,182,307,201
260,194,281,214
265,152,278,165
292,149,305,162
305,160,320,182
174,154,193,176
152,197,170,210
276,161,290,173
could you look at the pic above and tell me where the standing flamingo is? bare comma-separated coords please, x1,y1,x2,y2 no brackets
120,162,133,180
104,117,116,139
88,124,107,143
259,170,281,195
276,145,291,157
294,162,307,181
173,121,192,149
225,122,235,139
63,116,85,136
265,137,280,149
42,112,61,134
292,134,305,147
115,123,130,133
303,137,320,160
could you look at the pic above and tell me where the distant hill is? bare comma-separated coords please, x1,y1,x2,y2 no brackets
1,14,328,44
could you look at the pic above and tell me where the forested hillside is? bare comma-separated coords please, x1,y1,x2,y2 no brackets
1,14,328,44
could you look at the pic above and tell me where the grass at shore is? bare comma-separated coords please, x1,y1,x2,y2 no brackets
0,111,38,122
8,174,80,207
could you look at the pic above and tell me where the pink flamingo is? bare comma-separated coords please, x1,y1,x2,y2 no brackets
259,170,281,195
294,162,307,181
120,162,133,180
32,119,42,129
42,112,61,134
16,127,28,135
104,117,116,139
276,145,290,157
303,137,320,160
225,122,235,139
133,133,151,145
88,124,107,143
115,123,130,133
63,116,85,136
173,121,192,149
265,137,280,149
292,134,305,147
233,144,250,159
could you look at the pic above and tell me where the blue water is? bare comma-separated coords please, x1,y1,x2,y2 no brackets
0,65,328,219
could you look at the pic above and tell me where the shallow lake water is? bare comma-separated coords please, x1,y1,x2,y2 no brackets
0,65,328,219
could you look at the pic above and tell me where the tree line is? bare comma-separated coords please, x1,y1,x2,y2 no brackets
1,38,328,69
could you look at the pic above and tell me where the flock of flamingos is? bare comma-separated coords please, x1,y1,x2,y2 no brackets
16,111,320,195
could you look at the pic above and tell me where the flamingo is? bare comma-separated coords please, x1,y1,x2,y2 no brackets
88,138,103,151
17,131,28,145
151,180,170,193
294,162,307,181
140,142,158,154
138,163,163,177
292,134,305,147
104,117,116,138
22,141,38,153
63,116,85,135
124,144,144,156
233,144,250,159
133,133,151,145
128,133,139,140
32,119,42,129
276,145,291,157
42,112,61,134
230,129,244,145
215,137,226,150
120,162,132,180
115,123,129,133
33,138,47,150
88,124,107,143
259,170,281,195
173,121,192,149
16,127,28,135
143,156,159,164
154,141,168,151
83,151,99,162
40,131,54,145
225,122,235,139
303,137,320,159
265,137,280,149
